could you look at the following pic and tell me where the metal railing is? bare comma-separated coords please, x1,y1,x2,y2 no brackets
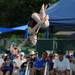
25,62,30,75
44,62,49,75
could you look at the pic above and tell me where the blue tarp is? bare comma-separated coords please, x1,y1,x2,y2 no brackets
46,0,75,25
0,25,28,33
13,25,28,30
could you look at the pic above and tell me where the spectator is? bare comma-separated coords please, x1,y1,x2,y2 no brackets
1,56,13,75
29,51,37,68
52,50,70,75
13,53,26,69
48,54,54,75
10,42,21,57
13,54,21,68
0,55,4,68
70,57,75,75
13,52,27,75
31,52,46,75
19,52,27,75
20,52,27,62
19,62,27,75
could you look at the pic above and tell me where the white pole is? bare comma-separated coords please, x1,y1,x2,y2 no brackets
53,37,58,52
44,62,48,75
53,38,55,52
25,62,29,75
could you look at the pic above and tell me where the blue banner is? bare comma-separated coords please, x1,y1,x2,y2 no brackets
0,25,28,33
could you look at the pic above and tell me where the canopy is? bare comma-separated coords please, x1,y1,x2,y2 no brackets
46,0,75,25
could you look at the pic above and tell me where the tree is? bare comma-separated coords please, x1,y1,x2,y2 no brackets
0,0,59,27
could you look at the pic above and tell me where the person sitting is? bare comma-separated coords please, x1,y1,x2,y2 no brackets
1,56,13,75
52,50,70,75
19,62,27,75
48,54,54,75
31,52,47,75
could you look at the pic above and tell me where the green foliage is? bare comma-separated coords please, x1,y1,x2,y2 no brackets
38,33,45,38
